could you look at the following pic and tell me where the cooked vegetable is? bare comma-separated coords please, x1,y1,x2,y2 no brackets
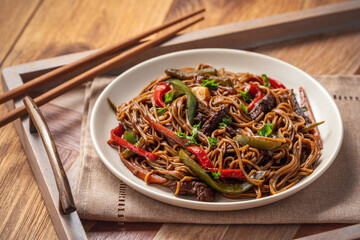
262,74,270,87
208,137,217,147
234,134,286,150
241,103,248,114
258,123,274,137
122,138,146,159
111,124,159,160
124,131,137,144
164,91,174,104
261,74,286,89
211,170,221,179
176,122,201,145
179,149,264,194
187,146,214,168
154,82,171,108
245,84,265,111
300,121,325,133
208,168,246,179
170,80,198,125
299,87,323,149
201,76,233,87
165,68,217,79
218,115,232,129
201,79,220,90
269,77,286,89
107,97,117,114
157,106,170,115
239,89,251,102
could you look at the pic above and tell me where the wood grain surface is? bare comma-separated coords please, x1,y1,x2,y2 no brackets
1,0,359,239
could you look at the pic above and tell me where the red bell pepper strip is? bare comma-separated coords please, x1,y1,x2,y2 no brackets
268,77,286,89
154,82,171,108
245,83,261,96
208,168,246,179
111,124,159,160
299,87,323,149
107,139,118,147
118,149,167,184
247,93,264,111
112,123,125,136
145,115,189,148
187,146,214,168
244,84,264,111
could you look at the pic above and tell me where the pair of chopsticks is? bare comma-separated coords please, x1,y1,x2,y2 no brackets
0,8,205,128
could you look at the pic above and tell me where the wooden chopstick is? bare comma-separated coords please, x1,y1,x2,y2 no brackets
23,96,76,215
0,15,204,128
0,8,205,105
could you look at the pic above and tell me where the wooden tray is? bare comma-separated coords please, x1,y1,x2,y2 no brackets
2,2,360,238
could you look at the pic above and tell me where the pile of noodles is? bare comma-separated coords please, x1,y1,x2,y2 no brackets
116,64,321,199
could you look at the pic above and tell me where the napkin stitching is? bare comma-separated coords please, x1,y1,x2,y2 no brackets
118,182,126,219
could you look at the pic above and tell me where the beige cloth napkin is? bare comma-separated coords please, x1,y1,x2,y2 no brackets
69,75,360,224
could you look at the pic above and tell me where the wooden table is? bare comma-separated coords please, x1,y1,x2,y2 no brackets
1,0,359,239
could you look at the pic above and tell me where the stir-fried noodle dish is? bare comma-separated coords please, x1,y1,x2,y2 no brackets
107,64,324,202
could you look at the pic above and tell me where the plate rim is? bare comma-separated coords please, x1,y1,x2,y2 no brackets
90,48,343,211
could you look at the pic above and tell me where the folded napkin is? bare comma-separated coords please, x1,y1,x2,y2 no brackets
69,75,360,224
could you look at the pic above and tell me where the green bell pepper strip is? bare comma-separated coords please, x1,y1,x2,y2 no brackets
234,135,286,150
165,68,217,79
165,68,233,87
300,121,325,133
106,97,117,114
179,149,265,194
122,138,146,159
170,80,198,125
124,131,137,144
203,76,233,87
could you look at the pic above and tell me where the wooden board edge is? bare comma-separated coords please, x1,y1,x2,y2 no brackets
163,0,360,47
295,223,360,240
1,69,88,240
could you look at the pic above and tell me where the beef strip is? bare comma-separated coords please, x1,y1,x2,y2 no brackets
249,94,276,120
169,181,216,202
194,112,208,125
291,93,311,124
201,105,229,136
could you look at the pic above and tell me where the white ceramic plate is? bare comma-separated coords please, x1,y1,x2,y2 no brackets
90,48,343,211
